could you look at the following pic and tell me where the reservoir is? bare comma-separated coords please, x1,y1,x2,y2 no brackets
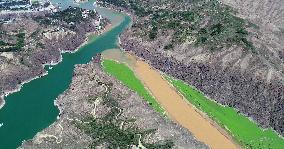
0,3,130,148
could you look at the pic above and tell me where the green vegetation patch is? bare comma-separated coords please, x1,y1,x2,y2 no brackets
34,7,97,27
166,76,284,149
0,32,25,52
77,84,173,148
102,0,151,17
102,0,256,51
49,7,85,24
101,59,164,114
149,0,255,51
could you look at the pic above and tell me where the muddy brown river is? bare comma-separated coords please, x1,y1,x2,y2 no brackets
102,49,239,149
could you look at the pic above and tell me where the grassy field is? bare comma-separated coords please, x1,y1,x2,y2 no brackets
101,59,164,114
166,76,284,149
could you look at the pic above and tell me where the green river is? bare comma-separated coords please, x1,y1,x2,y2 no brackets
0,1,130,148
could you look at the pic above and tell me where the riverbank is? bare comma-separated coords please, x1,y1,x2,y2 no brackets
101,59,165,114
0,10,111,110
132,59,238,149
0,5,133,148
0,6,110,110
0,97,4,109
101,49,238,149
0,71,48,109
167,77,284,148
20,54,208,148
19,6,204,148
101,0,284,139
104,47,284,148
101,47,284,148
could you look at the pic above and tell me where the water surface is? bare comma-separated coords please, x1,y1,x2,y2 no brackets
0,4,130,149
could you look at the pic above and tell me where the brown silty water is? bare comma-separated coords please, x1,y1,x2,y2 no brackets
101,49,239,149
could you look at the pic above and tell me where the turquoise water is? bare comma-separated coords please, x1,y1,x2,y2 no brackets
0,5,130,149
50,0,96,10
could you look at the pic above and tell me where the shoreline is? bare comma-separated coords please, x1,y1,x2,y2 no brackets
101,49,238,149
107,45,284,146
19,17,117,147
99,5,241,146
18,15,115,148
21,51,208,148
109,5,284,147
117,32,284,144
163,75,240,147
54,12,116,120
167,75,284,140
0,97,4,109
0,21,111,110
132,59,238,149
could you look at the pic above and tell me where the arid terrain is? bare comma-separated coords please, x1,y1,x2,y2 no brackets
100,0,284,136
